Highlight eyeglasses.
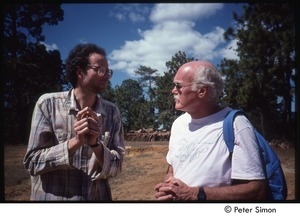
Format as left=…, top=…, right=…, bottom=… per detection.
left=173, top=82, right=202, bottom=89
left=87, top=65, right=113, bottom=78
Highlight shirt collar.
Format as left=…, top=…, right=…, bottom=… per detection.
left=67, top=88, right=107, bottom=117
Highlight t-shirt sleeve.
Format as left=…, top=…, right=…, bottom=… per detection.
left=231, top=115, right=265, bottom=180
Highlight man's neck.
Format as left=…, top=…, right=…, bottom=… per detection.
left=74, top=87, right=96, bottom=110
left=188, top=103, right=223, bottom=119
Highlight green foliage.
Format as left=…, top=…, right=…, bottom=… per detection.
left=219, top=59, right=241, bottom=108
left=100, top=81, right=115, bottom=102
left=114, top=79, right=148, bottom=132
left=221, top=3, right=295, bottom=140
left=135, top=65, right=158, bottom=86
left=165, top=51, right=195, bottom=74
left=4, top=4, right=64, bottom=57
left=134, top=65, right=159, bottom=127
left=4, top=4, right=64, bottom=143
left=155, top=72, right=177, bottom=130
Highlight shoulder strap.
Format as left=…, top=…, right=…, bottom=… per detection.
left=223, top=110, right=246, bottom=153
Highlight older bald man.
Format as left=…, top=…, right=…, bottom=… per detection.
left=154, top=61, right=267, bottom=201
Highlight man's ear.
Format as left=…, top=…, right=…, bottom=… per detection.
left=197, top=86, right=207, bottom=98
left=76, top=67, right=84, bottom=79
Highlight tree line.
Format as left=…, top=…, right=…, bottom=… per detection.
left=3, top=3, right=296, bottom=144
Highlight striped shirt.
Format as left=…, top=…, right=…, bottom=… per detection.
left=23, top=89, right=125, bottom=201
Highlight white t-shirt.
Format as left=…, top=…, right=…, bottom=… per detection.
left=166, top=107, right=265, bottom=187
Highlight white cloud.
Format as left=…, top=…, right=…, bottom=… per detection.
left=219, top=39, right=239, bottom=60
left=150, top=3, right=223, bottom=23
left=39, top=42, right=58, bottom=51
left=109, top=3, right=238, bottom=77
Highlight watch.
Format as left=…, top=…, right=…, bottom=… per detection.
left=197, top=187, right=207, bottom=201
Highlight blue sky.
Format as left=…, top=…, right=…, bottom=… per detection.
left=41, top=3, right=244, bottom=88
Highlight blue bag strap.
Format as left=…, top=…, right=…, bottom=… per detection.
left=223, top=110, right=246, bottom=153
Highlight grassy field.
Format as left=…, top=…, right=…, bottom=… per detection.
left=4, top=141, right=295, bottom=201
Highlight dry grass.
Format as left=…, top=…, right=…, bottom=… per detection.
left=4, top=141, right=295, bottom=201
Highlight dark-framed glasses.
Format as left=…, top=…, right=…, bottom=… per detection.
left=87, top=65, right=113, bottom=78
left=173, top=82, right=196, bottom=89
left=173, top=82, right=204, bottom=90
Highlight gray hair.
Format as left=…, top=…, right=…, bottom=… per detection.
left=191, top=65, right=224, bottom=102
